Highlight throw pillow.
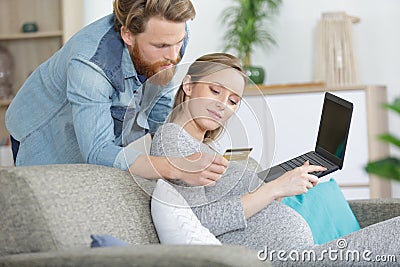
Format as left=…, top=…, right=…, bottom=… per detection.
left=90, top=234, right=131, bottom=248
left=282, top=178, right=361, bottom=245
left=151, top=179, right=221, bottom=245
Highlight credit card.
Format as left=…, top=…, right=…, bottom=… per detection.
left=223, top=147, right=253, bottom=161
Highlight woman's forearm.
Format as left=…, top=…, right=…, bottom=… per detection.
left=241, top=163, right=324, bottom=219
left=192, top=196, right=247, bottom=236
left=241, top=181, right=280, bottom=219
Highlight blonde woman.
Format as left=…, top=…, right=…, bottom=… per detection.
left=150, top=53, right=399, bottom=265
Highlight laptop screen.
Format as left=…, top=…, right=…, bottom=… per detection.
left=315, top=92, right=353, bottom=168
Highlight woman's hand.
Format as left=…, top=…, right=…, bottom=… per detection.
left=271, top=161, right=326, bottom=198
left=241, top=161, right=326, bottom=219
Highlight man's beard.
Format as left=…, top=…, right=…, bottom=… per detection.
left=131, top=41, right=181, bottom=86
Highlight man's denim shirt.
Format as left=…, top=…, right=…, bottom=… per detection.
left=6, top=14, right=189, bottom=170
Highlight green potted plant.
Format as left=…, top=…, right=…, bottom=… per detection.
left=365, top=98, right=400, bottom=181
left=221, top=0, right=282, bottom=84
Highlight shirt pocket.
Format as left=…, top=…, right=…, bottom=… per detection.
left=110, top=106, right=137, bottom=140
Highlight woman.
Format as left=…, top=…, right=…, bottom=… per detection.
left=150, top=53, right=399, bottom=265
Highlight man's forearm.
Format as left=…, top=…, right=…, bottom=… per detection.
left=129, top=154, right=174, bottom=180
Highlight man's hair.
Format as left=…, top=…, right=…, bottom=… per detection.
left=113, top=0, right=196, bottom=33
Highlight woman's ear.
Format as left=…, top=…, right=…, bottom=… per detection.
left=120, top=26, right=134, bottom=46
left=182, top=75, right=192, bottom=96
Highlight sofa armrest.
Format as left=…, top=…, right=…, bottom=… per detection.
left=0, top=245, right=270, bottom=267
left=348, top=198, right=400, bottom=228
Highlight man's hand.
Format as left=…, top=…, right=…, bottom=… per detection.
left=168, top=152, right=229, bottom=186
left=129, top=152, right=228, bottom=186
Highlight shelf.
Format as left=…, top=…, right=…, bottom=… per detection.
left=0, top=31, right=63, bottom=41
left=0, top=99, right=12, bottom=107
left=0, top=0, right=84, bottom=142
left=244, top=82, right=387, bottom=96
left=255, top=81, right=325, bottom=90
left=245, top=81, right=325, bottom=95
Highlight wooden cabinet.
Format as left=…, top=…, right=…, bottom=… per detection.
left=0, top=0, right=83, bottom=164
left=220, top=84, right=391, bottom=199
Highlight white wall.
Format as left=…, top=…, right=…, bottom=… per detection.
left=83, top=0, right=400, bottom=197
left=83, top=0, right=113, bottom=25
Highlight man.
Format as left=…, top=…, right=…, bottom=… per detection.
left=6, top=0, right=227, bottom=186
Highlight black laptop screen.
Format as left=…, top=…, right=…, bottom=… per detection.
left=316, top=93, right=353, bottom=167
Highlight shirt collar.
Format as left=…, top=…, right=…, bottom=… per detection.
left=89, top=24, right=141, bottom=93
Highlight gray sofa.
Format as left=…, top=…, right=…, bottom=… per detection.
left=0, top=164, right=399, bottom=267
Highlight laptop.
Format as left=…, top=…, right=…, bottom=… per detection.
left=257, top=92, right=353, bottom=182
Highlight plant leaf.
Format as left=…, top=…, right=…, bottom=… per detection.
left=379, top=133, right=400, bottom=148
left=220, top=0, right=282, bottom=62
left=365, top=157, right=400, bottom=181
left=383, top=98, right=400, bottom=114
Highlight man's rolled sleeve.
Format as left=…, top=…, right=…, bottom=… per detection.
left=113, top=146, right=144, bottom=171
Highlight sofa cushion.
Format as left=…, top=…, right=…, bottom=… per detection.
left=151, top=179, right=221, bottom=245
left=282, top=178, right=361, bottom=245
left=0, top=164, right=159, bottom=256
left=0, top=245, right=270, bottom=267
left=90, top=235, right=131, bottom=247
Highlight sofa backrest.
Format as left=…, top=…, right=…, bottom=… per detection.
left=0, top=164, right=159, bottom=256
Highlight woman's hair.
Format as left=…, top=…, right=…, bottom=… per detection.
left=113, top=0, right=196, bottom=33
left=169, top=53, right=246, bottom=143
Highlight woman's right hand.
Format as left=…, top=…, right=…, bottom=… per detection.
left=270, top=161, right=326, bottom=199
left=241, top=160, right=326, bottom=219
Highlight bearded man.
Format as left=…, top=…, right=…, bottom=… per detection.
left=6, top=0, right=228, bottom=186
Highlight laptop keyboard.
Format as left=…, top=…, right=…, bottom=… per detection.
left=279, top=153, right=330, bottom=176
